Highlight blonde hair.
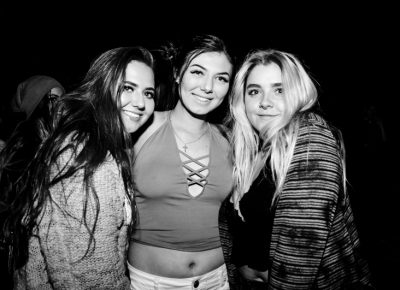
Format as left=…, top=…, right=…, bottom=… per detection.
left=229, top=49, right=318, bottom=213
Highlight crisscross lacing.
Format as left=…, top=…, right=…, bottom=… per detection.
left=178, top=149, right=209, bottom=197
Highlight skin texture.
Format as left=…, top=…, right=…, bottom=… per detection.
left=120, top=61, right=155, bottom=133
left=245, top=63, right=284, bottom=133
left=128, top=51, right=234, bottom=279
left=178, top=52, right=232, bottom=117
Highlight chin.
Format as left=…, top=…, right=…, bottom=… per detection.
left=124, top=122, right=140, bottom=134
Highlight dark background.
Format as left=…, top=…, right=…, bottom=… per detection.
left=1, top=4, right=398, bottom=289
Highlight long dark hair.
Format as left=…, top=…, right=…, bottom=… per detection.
left=156, top=34, right=235, bottom=122
left=1, top=46, right=155, bottom=270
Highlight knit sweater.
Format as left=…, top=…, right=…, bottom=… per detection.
left=14, top=147, right=132, bottom=289
left=219, top=113, right=373, bottom=290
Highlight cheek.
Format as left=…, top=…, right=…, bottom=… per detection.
left=271, top=99, right=285, bottom=114
left=245, top=102, right=259, bottom=126
left=215, top=84, right=229, bottom=98
left=244, top=97, right=256, bottom=115
left=145, top=99, right=155, bottom=114
left=181, top=75, right=195, bottom=90
left=119, top=93, right=129, bottom=108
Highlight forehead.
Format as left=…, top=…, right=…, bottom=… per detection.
left=50, top=86, right=64, bottom=96
left=188, top=52, right=232, bottom=74
left=247, top=63, right=282, bottom=85
left=125, top=60, right=154, bottom=84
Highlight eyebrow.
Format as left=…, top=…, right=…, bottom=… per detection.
left=124, top=81, right=155, bottom=91
left=246, top=83, right=282, bottom=89
left=190, top=64, right=231, bottom=77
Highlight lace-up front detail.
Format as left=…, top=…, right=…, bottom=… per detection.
left=177, top=149, right=210, bottom=197
left=131, top=111, right=234, bottom=251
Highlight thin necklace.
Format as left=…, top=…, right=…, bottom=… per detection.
left=171, top=122, right=210, bottom=153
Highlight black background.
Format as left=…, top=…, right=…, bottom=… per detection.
left=1, top=4, right=398, bottom=289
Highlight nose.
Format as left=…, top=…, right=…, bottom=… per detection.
left=132, top=91, right=145, bottom=110
left=259, top=93, right=273, bottom=110
left=201, top=76, right=213, bottom=93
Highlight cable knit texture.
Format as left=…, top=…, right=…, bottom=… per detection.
left=14, top=146, right=131, bottom=289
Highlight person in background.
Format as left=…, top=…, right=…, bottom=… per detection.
left=0, top=75, right=65, bottom=288
left=220, top=49, right=373, bottom=289
left=0, top=75, right=64, bottom=151
left=1, top=46, right=156, bottom=289
left=128, top=34, right=234, bottom=289
left=11, top=75, right=65, bottom=120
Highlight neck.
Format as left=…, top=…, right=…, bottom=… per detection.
left=171, top=101, right=208, bottom=133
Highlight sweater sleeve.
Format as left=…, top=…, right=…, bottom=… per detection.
left=26, top=149, right=129, bottom=289
left=37, top=147, right=95, bottom=288
left=268, top=118, right=343, bottom=289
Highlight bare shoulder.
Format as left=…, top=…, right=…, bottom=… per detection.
left=134, top=111, right=169, bottom=153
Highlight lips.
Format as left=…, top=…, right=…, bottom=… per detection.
left=193, top=93, right=212, bottom=103
left=123, top=110, right=142, bottom=120
left=257, top=114, right=279, bottom=117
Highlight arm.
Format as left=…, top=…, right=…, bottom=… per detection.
left=219, top=197, right=253, bottom=290
left=13, top=234, right=54, bottom=289
left=35, top=157, right=92, bottom=289
left=268, top=120, right=342, bottom=289
left=35, top=152, right=128, bottom=289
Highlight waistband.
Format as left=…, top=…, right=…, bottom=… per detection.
left=127, top=262, right=228, bottom=289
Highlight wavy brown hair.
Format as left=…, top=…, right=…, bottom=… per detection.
left=1, top=46, right=155, bottom=270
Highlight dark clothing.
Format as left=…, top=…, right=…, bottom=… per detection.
left=219, top=113, right=373, bottom=289
left=232, top=167, right=275, bottom=272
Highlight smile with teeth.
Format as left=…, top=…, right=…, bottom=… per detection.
left=123, top=110, right=141, bottom=120
left=193, top=93, right=212, bottom=103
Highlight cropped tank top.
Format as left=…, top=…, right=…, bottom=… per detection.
left=131, top=115, right=233, bottom=251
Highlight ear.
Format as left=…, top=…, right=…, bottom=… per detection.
left=173, top=69, right=179, bottom=84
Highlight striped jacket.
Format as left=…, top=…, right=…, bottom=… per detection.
left=219, top=113, right=373, bottom=289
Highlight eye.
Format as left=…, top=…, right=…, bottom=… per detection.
left=275, top=87, right=283, bottom=94
left=247, top=89, right=260, bottom=96
left=144, top=91, right=154, bottom=99
left=123, top=84, right=134, bottom=93
left=190, top=70, right=204, bottom=76
left=216, top=76, right=229, bottom=83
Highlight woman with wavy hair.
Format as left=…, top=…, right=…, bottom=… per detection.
left=1, top=46, right=156, bottom=289
left=128, top=34, right=234, bottom=289
left=220, top=49, right=372, bottom=289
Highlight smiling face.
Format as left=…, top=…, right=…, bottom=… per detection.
left=245, top=63, right=285, bottom=133
left=120, top=60, right=155, bottom=133
left=178, top=51, right=232, bottom=116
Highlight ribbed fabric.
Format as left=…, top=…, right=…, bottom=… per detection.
left=219, top=113, right=373, bottom=290
left=14, top=147, right=131, bottom=289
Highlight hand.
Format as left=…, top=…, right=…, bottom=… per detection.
left=239, top=265, right=269, bottom=283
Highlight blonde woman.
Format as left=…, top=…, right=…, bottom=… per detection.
left=220, top=49, right=373, bottom=289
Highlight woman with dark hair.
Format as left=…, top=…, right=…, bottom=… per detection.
left=220, top=49, right=372, bottom=289
left=128, top=34, right=234, bottom=289
left=0, top=76, right=65, bottom=200
left=1, top=46, right=156, bottom=289
left=0, top=75, right=65, bottom=288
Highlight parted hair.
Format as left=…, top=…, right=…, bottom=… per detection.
left=155, top=34, right=234, bottom=122
left=1, top=46, right=155, bottom=270
left=228, top=49, right=319, bottom=212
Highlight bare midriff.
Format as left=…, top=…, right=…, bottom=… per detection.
left=128, top=242, right=225, bottom=278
